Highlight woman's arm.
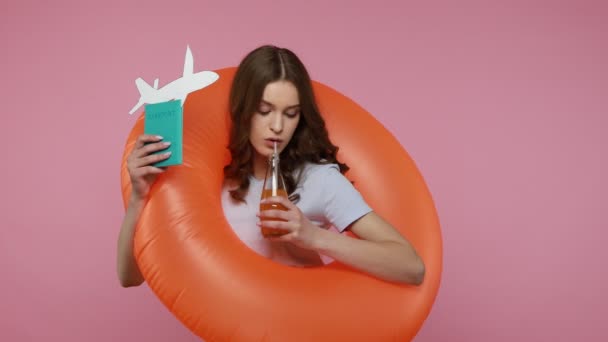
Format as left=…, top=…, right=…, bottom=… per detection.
left=116, top=196, right=146, bottom=287
left=116, top=134, right=170, bottom=288
left=312, top=212, right=425, bottom=285
left=258, top=198, right=425, bottom=285
left=273, top=241, right=325, bottom=266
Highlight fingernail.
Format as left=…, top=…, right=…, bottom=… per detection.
left=156, top=135, right=163, bottom=140
left=164, top=141, right=171, bottom=146
left=165, top=151, right=172, bottom=156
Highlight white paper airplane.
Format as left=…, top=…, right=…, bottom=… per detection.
left=129, top=45, right=219, bottom=114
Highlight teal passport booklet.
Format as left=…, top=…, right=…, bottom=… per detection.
left=144, top=100, right=183, bottom=167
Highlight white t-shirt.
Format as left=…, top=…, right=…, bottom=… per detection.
left=221, top=162, right=372, bottom=267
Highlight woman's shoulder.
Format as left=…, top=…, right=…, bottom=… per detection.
left=301, top=160, right=340, bottom=173
left=296, top=161, right=343, bottom=185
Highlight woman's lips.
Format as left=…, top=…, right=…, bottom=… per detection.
left=264, top=139, right=282, bottom=148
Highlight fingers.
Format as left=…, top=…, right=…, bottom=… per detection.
left=259, top=221, right=297, bottom=244
left=260, top=196, right=294, bottom=210
left=132, top=140, right=171, bottom=159
left=128, top=134, right=172, bottom=170
left=131, top=150, right=172, bottom=169
left=257, top=220, right=292, bottom=233
left=257, top=209, right=290, bottom=221
left=134, top=134, right=163, bottom=149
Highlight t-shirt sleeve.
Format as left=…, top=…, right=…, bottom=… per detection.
left=317, top=164, right=373, bottom=232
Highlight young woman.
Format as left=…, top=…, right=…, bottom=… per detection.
left=117, top=45, right=425, bottom=288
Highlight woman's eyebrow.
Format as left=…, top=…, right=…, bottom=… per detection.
left=261, top=100, right=300, bottom=110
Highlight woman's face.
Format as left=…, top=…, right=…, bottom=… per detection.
left=249, top=80, right=301, bottom=159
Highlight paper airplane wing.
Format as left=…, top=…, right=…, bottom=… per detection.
left=129, top=99, right=145, bottom=115
left=183, top=45, right=193, bottom=76
left=129, top=45, right=219, bottom=114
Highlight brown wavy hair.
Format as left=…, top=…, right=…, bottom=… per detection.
left=223, top=45, right=349, bottom=203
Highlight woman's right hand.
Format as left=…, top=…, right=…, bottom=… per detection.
left=127, top=134, right=172, bottom=202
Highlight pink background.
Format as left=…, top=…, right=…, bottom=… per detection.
left=1, top=0, right=606, bottom=341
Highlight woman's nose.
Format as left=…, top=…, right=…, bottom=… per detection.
left=270, top=113, right=283, bottom=133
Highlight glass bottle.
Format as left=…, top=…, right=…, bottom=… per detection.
left=259, top=142, right=289, bottom=238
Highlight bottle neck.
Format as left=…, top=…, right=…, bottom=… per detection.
left=271, top=154, right=279, bottom=194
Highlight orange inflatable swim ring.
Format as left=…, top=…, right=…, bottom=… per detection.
left=120, top=67, right=442, bottom=341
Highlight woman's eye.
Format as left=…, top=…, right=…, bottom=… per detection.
left=285, top=110, right=300, bottom=118
left=258, top=109, right=271, bottom=115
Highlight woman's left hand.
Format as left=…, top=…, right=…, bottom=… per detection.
left=256, top=196, right=320, bottom=250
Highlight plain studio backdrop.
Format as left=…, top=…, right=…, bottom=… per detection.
left=1, top=1, right=606, bottom=341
